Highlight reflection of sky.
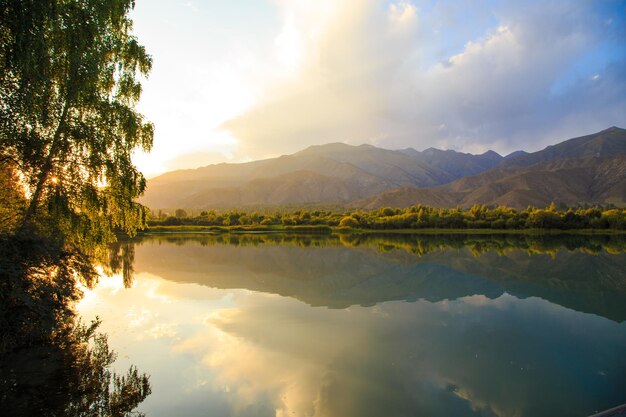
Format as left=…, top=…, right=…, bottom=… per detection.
left=78, top=268, right=626, bottom=417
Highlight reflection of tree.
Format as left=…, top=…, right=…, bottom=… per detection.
left=133, top=231, right=626, bottom=257
left=0, top=236, right=150, bottom=416
left=106, top=240, right=136, bottom=288
left=342, top=233, right=626, bottom=257
left=62, top=319, right=151, bottom=417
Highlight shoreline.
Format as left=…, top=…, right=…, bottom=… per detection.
left=138, top=225, right=626, bottom=236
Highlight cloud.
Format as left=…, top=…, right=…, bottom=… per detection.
left=222, top=0, right=422, bottom=155
left=222, top=0, right=626, bottom=156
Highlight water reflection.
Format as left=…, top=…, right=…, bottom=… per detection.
left=131, top=233, right=626, bottom=322
left=79, top=233, right=626, bottom=417
left=0, top=236, right=150, bottom=416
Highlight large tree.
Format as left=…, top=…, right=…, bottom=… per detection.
left=0, top=0, right=153, bottom=249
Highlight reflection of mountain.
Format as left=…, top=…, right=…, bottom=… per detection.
left=426, top=249, right=626, bottom=322
left=130, top=234, right=626, bottom=322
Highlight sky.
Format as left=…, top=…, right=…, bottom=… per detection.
left=129, top=0, right=626, bottom=178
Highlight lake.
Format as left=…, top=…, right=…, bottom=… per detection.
left=78, top=233, right=626, bottom=417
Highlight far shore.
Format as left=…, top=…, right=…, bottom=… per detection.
left=138, top=225, right=626, bottom=236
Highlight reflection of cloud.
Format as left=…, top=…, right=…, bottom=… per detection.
left=189, top=291, right=626, bottom=417
left=79, top=244, right=626, bottom=417
left=203, top=297, right=338, bottom=416
left=127, top=307, right=156, bottom=329
left=146, top=323, right=179, bottom=340
left=184, top=1, right=199, bottom=13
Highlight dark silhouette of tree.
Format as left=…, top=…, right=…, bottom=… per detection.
left=106, top=240, right=135, bottom=288
left=0, top=235, right=151, bottom=416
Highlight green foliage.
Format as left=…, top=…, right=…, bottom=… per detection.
left=339, top=215, right=360, bottom=228
left=1, top=0, right=153, bottom=251
left=147, top=205, right=626, bottom=231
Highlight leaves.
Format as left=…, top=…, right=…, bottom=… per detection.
left=0, top=0, right=153, bottom=252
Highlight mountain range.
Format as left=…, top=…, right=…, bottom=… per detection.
left=141, top=126, right=626, bottom=210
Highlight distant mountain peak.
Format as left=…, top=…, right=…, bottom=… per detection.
left=502, top=125, right=626, bottom=169
left=480, top=150, right=502, bottom=158
left=421, top=147, right=468, bottom=157
left=296, top=142, right=355, bottom=154
left=505, top=150, right=528, bottom=159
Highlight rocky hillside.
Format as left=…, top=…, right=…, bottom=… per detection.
left=354, top=155, right=626, bottom=209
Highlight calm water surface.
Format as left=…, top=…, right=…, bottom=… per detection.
left=79, top=234, right=626, bottom=417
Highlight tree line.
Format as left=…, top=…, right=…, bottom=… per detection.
left=148, top=203, right=626, bottom=230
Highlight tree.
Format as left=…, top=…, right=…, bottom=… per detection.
left=0, top=0, right=153, bottom=249
left=339, top=215, right=360, bottom=228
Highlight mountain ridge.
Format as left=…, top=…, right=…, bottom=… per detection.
left=142, top=142, right=496, bottom=209
left=353, top=153, right=626, bottom=209
left=141, top=127, right=626, bottom=210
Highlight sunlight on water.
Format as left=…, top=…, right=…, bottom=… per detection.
left=77, top=268, right=126, bottom=308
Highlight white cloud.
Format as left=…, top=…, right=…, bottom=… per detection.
left=222, top=0, right=625, bottom=157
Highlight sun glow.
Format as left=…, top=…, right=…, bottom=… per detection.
left=275, top=14, right=304, bottom=74
left=77, top=271, right=125, bottom=309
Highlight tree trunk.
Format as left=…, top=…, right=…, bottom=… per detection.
left=19, top=101, right=70, bottom=232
